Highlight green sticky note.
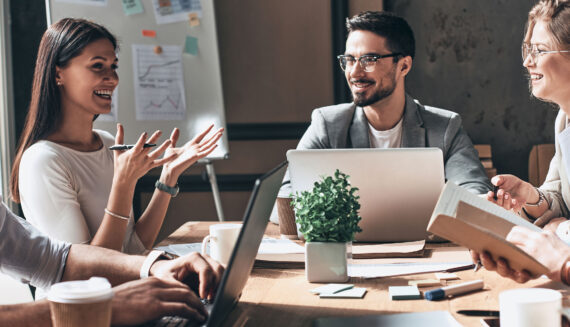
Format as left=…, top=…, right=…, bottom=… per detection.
left=389, top=286, right=421, bottom=300
left=122, top=0, right=144, bottom=16
left=184, top=36, right=199, bottom=55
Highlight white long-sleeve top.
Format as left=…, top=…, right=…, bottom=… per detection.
left=18, top=129, right=144, bottom=254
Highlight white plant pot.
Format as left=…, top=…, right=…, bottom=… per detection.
left=305, top=242, right=349, bottom=283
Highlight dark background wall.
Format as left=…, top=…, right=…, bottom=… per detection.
left=386, top=0, right=557, bottom=180
left=7, top=0, right=557, bottom=229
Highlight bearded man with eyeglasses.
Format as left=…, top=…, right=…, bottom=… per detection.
left=285, top=11, right=491, bottom=196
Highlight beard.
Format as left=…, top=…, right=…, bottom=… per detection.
left=351, top=73, right=397, bottom=107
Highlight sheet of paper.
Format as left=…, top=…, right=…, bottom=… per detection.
left=156, top=238, right=304, bottom=258
left=347, top=262, right=473, bottom=279
left=96, top=88, right=118, bottom=122
left=155, top=243, right=204, bottom=257
left=319, top=287, right=367, bottom=299
left=132, top=44, right=186, bottom=121
left=55, top=0, right=107, bottom=6
left=310, top=284, right=353, bottom=295
left=121, top=0, right=144, bottom=15
left=152, top=0, right=202, bottom=25
left=257, top=238, right=304, bottom=254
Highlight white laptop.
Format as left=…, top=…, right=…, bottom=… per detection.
left=287, top=148, right=444, bottom=242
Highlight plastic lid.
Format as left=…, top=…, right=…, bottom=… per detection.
left=48, top=277, right=113, bottom=304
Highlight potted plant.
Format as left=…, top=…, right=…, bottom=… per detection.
left=292, top=169, right=362, bottom=282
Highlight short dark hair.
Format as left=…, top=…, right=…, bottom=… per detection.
left=346, top=11, right=415, bottom=60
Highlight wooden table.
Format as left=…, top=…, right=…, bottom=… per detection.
left=162, top=222, right=570, bottom=327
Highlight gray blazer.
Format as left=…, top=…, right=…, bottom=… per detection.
left=296, top=94, right=492, bottom=194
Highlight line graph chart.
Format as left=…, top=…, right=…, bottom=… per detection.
left=133, top=44, right=186, bottom=120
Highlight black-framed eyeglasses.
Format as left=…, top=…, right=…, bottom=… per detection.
left=337, top=53, right=402, bottom=72
left=522, top=43, right=570, bottom=62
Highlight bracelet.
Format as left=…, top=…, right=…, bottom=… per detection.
left=104, top=208, right=130, bottom=221
left=560, top=260, right=570, bottom=285
left=525, top=188, right=546, bottom=207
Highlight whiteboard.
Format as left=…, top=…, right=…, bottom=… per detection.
left=46, top=0, right=229, bottom=159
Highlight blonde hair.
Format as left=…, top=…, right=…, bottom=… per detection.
left=524, top=0, right=570, bottom=49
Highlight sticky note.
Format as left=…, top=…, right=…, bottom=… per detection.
left=184, top=36, right=198, bottom=55
left=408, top=279, right=442, bottom=287
left=121, top=0, right=144, bottom=16
left=142, top=30, right=157, bottom=38
left=389, top=286, right=421, bottom=300
left=435, top=272, right=459, bottom=281
left=319, top=287, right=367, bottom=299
left=310, top=284, right=354, bottom=295
left=189, top=13, right=200, bottom=27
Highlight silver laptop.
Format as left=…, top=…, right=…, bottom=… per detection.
left=287, top=149, right=444, bottom=242
left=152, top=161, right=288, bottom=327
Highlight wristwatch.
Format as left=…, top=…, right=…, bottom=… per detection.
left=140, top=250, right=176, bottom=278
left=155, top=180, right=179, bottom=197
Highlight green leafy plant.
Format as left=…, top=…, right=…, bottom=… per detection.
left=292, top=169, right=362, bottom=242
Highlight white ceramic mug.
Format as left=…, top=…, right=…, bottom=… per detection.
left=500, top=288, right=562, bottom=327
left=201, top=223, right=242, bottom=265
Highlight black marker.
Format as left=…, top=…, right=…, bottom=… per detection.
left=109, top=143, right=156, bottom=151
left=457, top=310, right=500, bottom=317
left=493, top=184, right=499, bottom=200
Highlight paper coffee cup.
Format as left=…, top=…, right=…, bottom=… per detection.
left=277, top=197, right=298, bottom=239
left=48, top=277, right=113, bottom=327
left=500, top=288, right=562, bottom=327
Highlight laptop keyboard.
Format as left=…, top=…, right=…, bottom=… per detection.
left=148, top=299, right=213, bottom=327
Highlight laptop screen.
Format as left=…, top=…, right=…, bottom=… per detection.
left=206, top=161, right=287, bottom=327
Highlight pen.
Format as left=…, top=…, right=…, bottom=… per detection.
left=424, top=279, right=484, bottom=301
left=474, top=260, right=481, bottom=272
left=109, top=143, right=156, bottom=151
left=456, top=310, right=499, bottom=317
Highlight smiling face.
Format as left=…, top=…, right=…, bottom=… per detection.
left=524, top=20, right=570, bottom=107
left=56, top=38, right=118, bottom=117
left=344, top=30, right=407, bottom=107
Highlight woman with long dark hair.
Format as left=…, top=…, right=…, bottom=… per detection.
left=9, top=18, right=222, bottom=255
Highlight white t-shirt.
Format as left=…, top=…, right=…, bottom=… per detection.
left=368, top=118, right=403, bottom=148
left=19, top=129, right=144, bottom=254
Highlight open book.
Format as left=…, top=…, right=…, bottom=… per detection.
left=427, top=182, right=548, bottom=276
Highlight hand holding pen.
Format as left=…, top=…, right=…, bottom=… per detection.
left=111, top=124, right=177, bottom=186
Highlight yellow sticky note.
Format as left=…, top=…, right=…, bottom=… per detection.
left=434, top=272, right=459, bottom=281
left=189, top=13, right=200, bottom=27
left=408, top=279, right=442, bottom=287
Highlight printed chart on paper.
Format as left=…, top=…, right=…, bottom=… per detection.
left=132, top=44, right=187, bottom=121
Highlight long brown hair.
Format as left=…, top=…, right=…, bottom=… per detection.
left=9, top=18, right=117, bottom=203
